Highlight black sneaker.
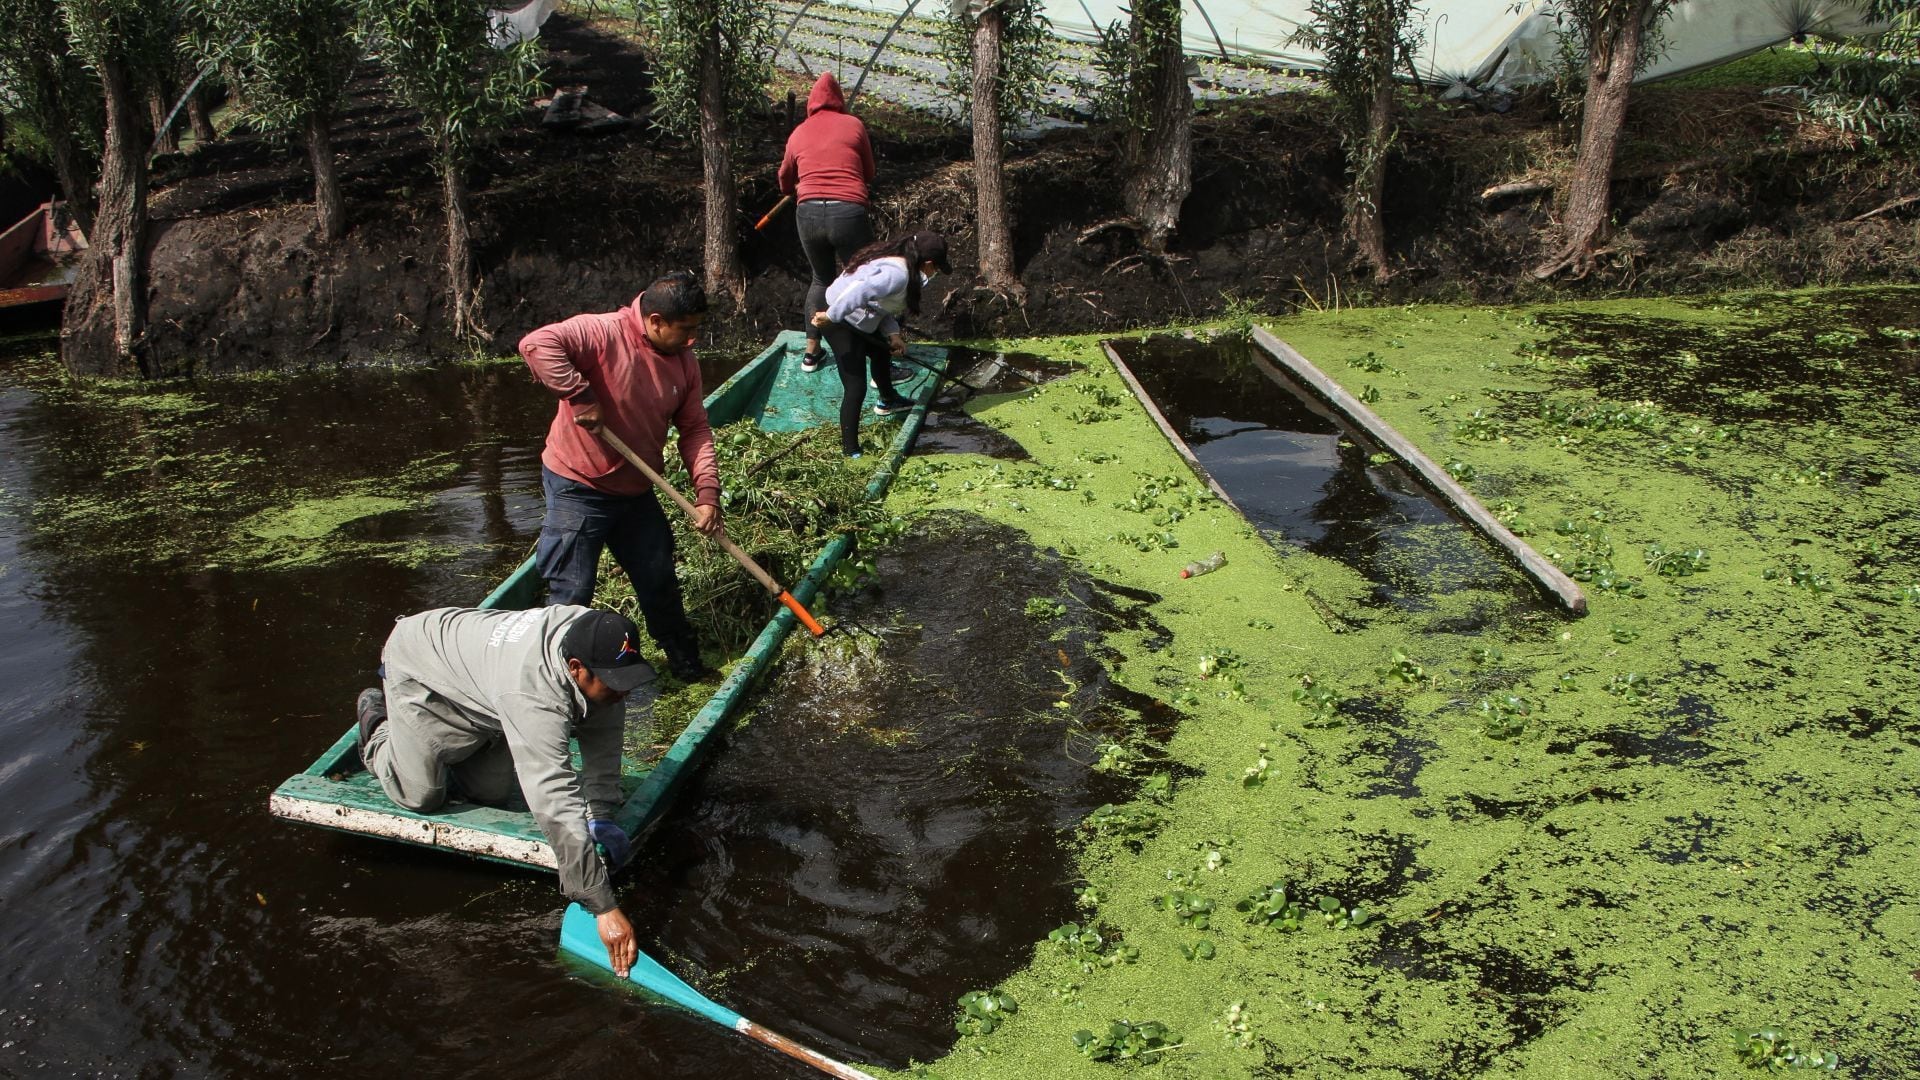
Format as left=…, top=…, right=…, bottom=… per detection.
left=800, top=350, right=825, bottom=373
left=355, top=687, right=387, bottom=766
left=873, top=397, right=914, bottom=417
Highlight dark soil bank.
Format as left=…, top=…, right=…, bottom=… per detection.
left=107, top=13, right=1920, bottom=375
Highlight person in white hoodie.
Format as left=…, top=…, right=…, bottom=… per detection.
left=810, top=231, right=951, bottom=457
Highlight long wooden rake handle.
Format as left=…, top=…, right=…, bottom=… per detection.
left=596, top=428, right=827, bottom=637
left=753, top=194, right=793, bottom=231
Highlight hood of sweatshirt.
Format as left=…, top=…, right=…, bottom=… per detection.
left=807, top=72, right=846, bottom=115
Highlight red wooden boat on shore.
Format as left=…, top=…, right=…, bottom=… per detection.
left=0, top=200, right=86, bottom=315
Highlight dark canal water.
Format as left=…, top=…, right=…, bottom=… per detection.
left=0, top=336, right=1135, bottom=1077
left=1107, top=333, right=1537, bottom=611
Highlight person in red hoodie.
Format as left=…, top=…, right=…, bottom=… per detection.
left=778, top=72, right=876, bottom=372
left=518, top=271, right=722, bottom=682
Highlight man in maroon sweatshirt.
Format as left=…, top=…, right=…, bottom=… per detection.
left=518, top=271, right=722, bottom=682
left=778, top=71, right=875, bottom=370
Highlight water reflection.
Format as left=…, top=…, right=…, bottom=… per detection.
left=0, top=339, right=818, bottom=1077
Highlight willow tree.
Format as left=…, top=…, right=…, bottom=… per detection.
left=1530, top=0, right=1677, bottom=279
left=189, top=0, right=360, bottom=241
left=59, top=0, right=171, bottom=375
left=0, top=0, right=100, bottom=235
left=1290, top=0, right=1422, bottom=283
left=943, top=0, right=1055, bottom=293
left=642, top=0, right=773, bottom=308
left=1095, top=0, right=1190, bottom=253
left=357, top=0, right=542, bottom=339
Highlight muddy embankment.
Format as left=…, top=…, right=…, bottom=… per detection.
left=102, top=13, right=1920, bottom=376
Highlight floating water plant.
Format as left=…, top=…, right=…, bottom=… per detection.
left=1071, top=1020, right=1181, bottom=1063
left=1025, top=596, right=1068, bottom=620
left=1479, top=693, right=1537, bottom=740
left=1047, top=922, right=1139, bottom=972
left=1644, top=543, right=1710, bottom=577
left=1151, top=889, right=1215, bottom=929
left=1237, top=883, right=1307, bottom=932
left=1315, top=895, right=1373, bottom=930
left=954, top=989, right=1018, bottom=1036
left=1731, top=1027, right=1840, bottom=1071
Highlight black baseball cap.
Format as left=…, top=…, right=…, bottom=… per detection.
left=562, top=610, right=658, bottom=694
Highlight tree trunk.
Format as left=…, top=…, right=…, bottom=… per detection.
left=188, top=87, right=217, bottom=145
left=1119, top=0, right=1191, bottom=253
left=1532, top=0, right=1649, bottom=280
left=1351, top=75, right=1393, bottom=282
left=307, top=112, right=344, bottom=243
left=45, top=106, right=96, bottom=238
left=147, top=86, right=177, bottom=155
left=969, top=3, right=1019, bottom=292
left=62, top=56, right=149, bottom=376
left=697, top=26, right=744, bottom=308
left=440, top=156, right=480, bottom=340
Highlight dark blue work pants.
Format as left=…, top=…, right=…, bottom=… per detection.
left=535, top=466, right=699, bottom=660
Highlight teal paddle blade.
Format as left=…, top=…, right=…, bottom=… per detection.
left=559, top=903, right=745, bottom=1028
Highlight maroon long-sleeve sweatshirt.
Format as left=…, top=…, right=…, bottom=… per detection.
left=778, top=73, right=875, bottom=205
left=518, top=299, right=721, bottom=506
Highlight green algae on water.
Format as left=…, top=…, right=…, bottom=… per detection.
left=866, top=288, right=1920, bottom=1079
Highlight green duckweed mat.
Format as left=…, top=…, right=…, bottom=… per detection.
left=883, top=286, right=1920, bottom=1078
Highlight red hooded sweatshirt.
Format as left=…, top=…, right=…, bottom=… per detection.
left=778, top=73, right=875, bottom=206
left=518, top=299, right=721, bottom=506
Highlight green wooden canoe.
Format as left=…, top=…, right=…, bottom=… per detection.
left=269, top=331, right=947, bottom=867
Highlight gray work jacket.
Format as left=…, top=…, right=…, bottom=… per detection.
left=383, top=605, right=624, bottom=913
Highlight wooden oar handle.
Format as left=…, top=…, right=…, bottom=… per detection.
left=596, top=428, right=828, bottom=637
left=738, top=1019, right=878, bottom=1080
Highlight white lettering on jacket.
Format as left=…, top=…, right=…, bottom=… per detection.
left=486, top=608, right=543, bottom=648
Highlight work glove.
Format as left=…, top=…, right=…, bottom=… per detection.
left=588, top=818, right=632, bottom=871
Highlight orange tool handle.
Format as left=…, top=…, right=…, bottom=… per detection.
left=753, top=195, right=793, bottom=231
left=597, top=429, right=829, bottom=637
left=777, top=591, right=826, bottom=637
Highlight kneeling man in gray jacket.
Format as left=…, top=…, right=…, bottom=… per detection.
left=356, top=604, right=656, bottom=976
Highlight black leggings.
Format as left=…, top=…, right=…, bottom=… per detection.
left=822, top=321, right=903, bottom=454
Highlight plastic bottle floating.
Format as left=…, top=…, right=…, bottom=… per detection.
left=1180, top=551, right=1227, bottom=579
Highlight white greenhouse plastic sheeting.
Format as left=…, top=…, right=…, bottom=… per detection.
left=488, top=0, right=559, bottom=47
left=823, top=0, right=1884, bottom=87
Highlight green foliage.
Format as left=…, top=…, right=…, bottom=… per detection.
left=1316, top=894, right=1373, bottom=929
left=939, top=0, right=1057, bottom=137
left=1240, top=743, right=1271, bottom=786
left=1237, top=882, right=1307, bottom=931
left=1024, top=596, right=1067, bottom=620
left=189, top=0, right=358, bottom=136
left=1765, top=560, right=1833, bottom=596
left=356, top=0, right=541, bottom=162
left=954, top=989, right=1018, bottom=1036
left=0, top=0, right=100, bottom=167
left=1478, top=692, right=1536, bottom=739
left=1375, top=648, right=1430, bottom=686
left=1048, top=922, right=1140, bottom=972
left=1291, top=676, right=1345, bottom=728
left=639, top=0, right=773, bottom=138
left=1774, top=2, right=1920, bottom=145
left=1534, top=0, right=1681, bottom=96
left=1072, top=1019, right=1180, bottom=1063
left=1644, top=542, right=1708, bottom=577
left=1731, top=1027, right=1840, bottom=1071
left=1090, top=0, right=1179, bottom=129
left=1086, top=802, right=1164, bottom=840
left=1151, top=888, right=1215, bottom=928
left=57, top=0, right=171, bottom=78
left=1287, top=0, right=1423, bottom=227
left=596, top=424, right=906, bottom=656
